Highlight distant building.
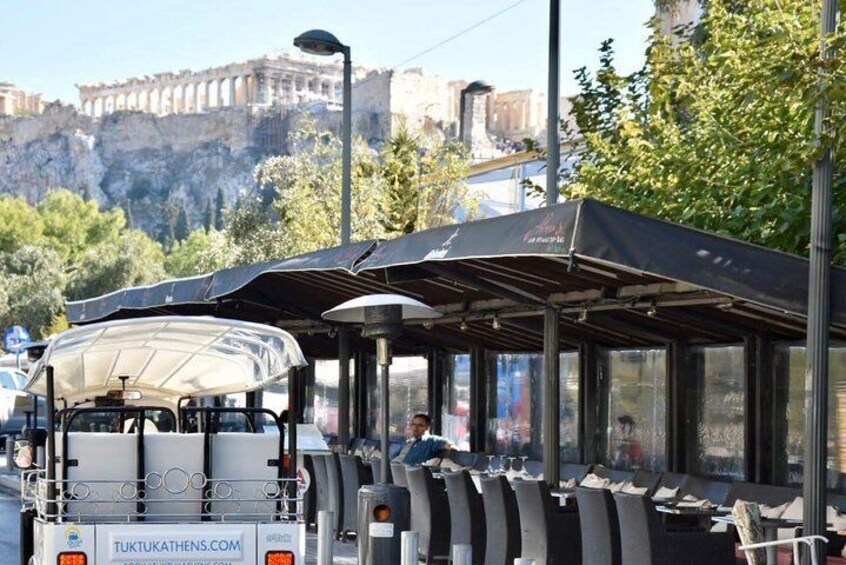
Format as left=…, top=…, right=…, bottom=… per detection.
left=656, top=0, right=701, bottom=38
left=0, top=82, right=44, bottom=116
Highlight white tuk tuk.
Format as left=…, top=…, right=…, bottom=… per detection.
left=15, top=316, right=324, bottom=565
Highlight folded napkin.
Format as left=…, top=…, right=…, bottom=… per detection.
left=559, top=478, right=576, bottom=489
left=580, top=473, right=610, bottom=489
left=621, top=482, right=648, bottom=496
left=677, top=495, right=713, bottom=508
left=653, top=486, right=679, bottom=499
left=608, top=481, right=626, bottom=493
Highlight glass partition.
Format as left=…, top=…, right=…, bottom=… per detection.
left=442, top=354, right=471, bottom=450
left=776, top=344, right=846, bottom=489
left=486, top=351, right=579, bottom=460
left=602, top=348, right=667, bottom=471
left=689, top=345, right=746, bottom=479
left=371, top=356, right=428, bottom=442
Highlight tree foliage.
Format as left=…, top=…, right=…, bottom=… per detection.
left=0, top=190, right=165, bottom=340
left=560, top=0, right=846, bottom=263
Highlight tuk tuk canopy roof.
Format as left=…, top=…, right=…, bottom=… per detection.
left=26, top=316, right=306, bottom=403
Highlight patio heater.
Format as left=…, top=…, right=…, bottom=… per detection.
left=323, top=294, right=442, bottom=565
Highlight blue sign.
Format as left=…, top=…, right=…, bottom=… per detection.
left=3, top=325, right=31, bottom=353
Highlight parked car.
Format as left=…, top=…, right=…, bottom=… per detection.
left=0, top=368, right=44, bottom=448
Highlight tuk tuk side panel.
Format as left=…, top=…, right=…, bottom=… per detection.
left=35, top=521, right=96, bottom=565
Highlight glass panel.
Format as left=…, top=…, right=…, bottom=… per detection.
left=489, top=353, right=542, bottom=458
left=560, top=352, right=580, bottom=462
left=371, top=356, right=428, bottom=442
left=603, top=348, right=667, bottom=471
left=777, top=344, right=846, bottom=489
left=690, top=345, right=745, bottom=480
left=313, top=359, right=340, bottom=436
left=442, top=354, right=471, bottom=450
left=487, top=351, right=579, bottom=460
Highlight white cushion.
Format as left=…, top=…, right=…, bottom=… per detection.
left=654, top=486, right=679, bottom=499
left=144, top=434, right=205, bottom=521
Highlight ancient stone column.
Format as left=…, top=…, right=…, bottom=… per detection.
left=229, top=78, right=237, bottom=107
left=195, top=83, right=202, bottom=112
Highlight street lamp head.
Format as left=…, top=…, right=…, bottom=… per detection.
left=462, top=80, right=494, bottom=96
left=294, top=29, right=347, bottom=56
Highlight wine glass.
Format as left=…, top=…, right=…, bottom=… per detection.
left=519, top=455, right=530, bottom=478
left=507, top=457, right=516, bottom=476
left=486, top=455, right=496, bottom=475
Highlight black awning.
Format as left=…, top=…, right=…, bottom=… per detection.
left=66, top=199, right=845, bottom=352
left=65, top=274, right=214, bottom=324
left=355, top=199, right=846, bottom=327
left=66, top=242, right=377, bottom=326
left=207, top=240, right=377, bottom=299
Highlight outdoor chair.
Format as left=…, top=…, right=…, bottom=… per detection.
left=349, top=437, right=367, bottom=455
left=311, top=453, right=331, bottom=525
left=654, top=471, right=688, bottom=498
left=444, top=470, right=486, bottom=565
left=302, top=454, right=318, bottom=528
left=513, top=479, right=581, bottom=564
left=613, top=492, right=735, bottom=565
left=561, top=463, right=592, bottom=483
left=323, top=453, right=345, bottom=537
left=723, top=481, right=800, bottom=508
left=391, top=461, right=409, bottom=487
left=591, top=464, right=636, bottom=485
left=406, top=465, right=452, bottom=563
left=338, top=454, right=370, bottom=540
left=732, top=499, right=828, bottom=565
left=576, top=486, right=622, bottom=565
left=679, top=475, right=732, bottom=506
left=632, top=469, right=663, bottom=496
left=480, top=474, right=521, bottom=565
left=446, top=450, right=479, bottom=469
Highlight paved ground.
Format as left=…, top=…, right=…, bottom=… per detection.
left=0, top=484, right=20, bottom=560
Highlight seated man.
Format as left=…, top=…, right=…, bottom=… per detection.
left=392, top=413, right=454, bottom=466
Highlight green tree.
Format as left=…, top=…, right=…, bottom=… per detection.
left=0, top=196, right=44, bottom=255
left=0, top=245, right=66, bottom=339
left=255, top=118, right=386, bottom=257
left=203, top=199, right=214, bottom=231
left=214, top=188, right=225, bottom=231
left=165, top=228, right=232, bottom=277
left=255, top=118, right=477, bottom=257
left=175, top=206, right=190, bottom=242
left=67, top=230, right=166, bottom=302
left=560, top=0, right=846, bottom=263
left=36, top=190, right=125, bottom=264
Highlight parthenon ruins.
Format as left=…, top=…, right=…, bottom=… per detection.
left=77, top=53, right=368, bottom=118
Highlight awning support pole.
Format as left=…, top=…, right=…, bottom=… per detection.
left=338, top=330, right=351, bottom=452
left=803, top=0, right=837, bottom=559
left=543, top=306, right=560, bottom=487
left=45, top=365, right=56, bottom=521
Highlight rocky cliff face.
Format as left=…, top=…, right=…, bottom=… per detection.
left=0, top=103, right=273, bottom=238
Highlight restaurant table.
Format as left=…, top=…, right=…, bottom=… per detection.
left=656, top=503, right=731, bottom=531
left=712, top=515, right=804, bottom=565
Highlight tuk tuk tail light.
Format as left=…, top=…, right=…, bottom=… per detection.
left=58, top=553, right=87, bottom=565
left=266, top=550, right=295, bottom=565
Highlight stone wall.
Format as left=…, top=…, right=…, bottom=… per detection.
left=0, top=103, right=264, bottom=236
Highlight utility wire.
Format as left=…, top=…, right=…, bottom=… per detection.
left=351, top=0, right=529, bottom=91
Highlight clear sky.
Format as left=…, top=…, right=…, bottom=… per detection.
left=1, top=0, right=656, bottom=106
